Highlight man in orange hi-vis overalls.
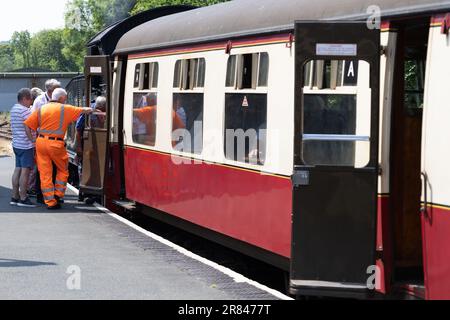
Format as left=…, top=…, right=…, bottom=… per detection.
left=24, top=88, right=93, bottom=210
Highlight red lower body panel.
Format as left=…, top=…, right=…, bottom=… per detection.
left=422, top=205, right=450, bottom=299
left=124, top=146, right=293, bottom=258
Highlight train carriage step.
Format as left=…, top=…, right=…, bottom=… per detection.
left=113, top=200, right=137, bottom=211
left=393, top=282, right=425, bottom=300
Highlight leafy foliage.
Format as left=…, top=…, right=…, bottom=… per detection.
left=0, top=0, right=229, bottom=72
left=131, top=0, right=229, bottom=14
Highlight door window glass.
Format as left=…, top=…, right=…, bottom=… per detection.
left=88, top=75, right=107, bottom=129
left=302, top=59, right=371, bottom=168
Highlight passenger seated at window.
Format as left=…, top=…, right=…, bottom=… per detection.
left=133, top=93, right=158, bottom=146
left=172, top=95, right=203, bottom=153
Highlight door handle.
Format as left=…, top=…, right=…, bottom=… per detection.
left=421, top=172, right=428, bottom=216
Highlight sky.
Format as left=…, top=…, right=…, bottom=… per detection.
left=0, top=0, right=67, bottom=42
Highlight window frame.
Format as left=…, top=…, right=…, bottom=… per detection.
left=301, top=59, right=372, bottom=168
left=131, top=61, right=160, bottom=148
left=173, top=58, right=206, bottom=93
left=171, top=57, right=206, bottom=156
left=225, top=52, right=270, bottom=93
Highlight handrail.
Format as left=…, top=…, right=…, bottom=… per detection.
left=303, top=134, right=370, bottom=142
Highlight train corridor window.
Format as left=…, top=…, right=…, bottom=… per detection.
left=226, top=53, right=269, bottom=89
left=302, top=60, right=371, bottom=168
left=132, top=62, right=159, bottom=147
left=172, top=58, right=205, bottom=154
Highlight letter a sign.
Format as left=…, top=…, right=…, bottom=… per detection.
left=242, top=96, right=249, bottom=108
left=344, top=60, right=359, bottom=85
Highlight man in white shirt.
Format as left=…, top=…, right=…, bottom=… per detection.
left=30, top=79, right=61, bottom=113
left=10, top=88, right=36, bottom=208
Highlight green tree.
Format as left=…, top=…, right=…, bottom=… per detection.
left=63, top=0, right=136, bottom=71
left=11, top=31, right=32, bottom=68
left=0, top=43, right=16, bottom=71
left=30, top=29, right=78, bottom=71
left=131, top=0, right=229, bottom=14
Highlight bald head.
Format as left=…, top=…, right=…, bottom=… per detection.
left=52, top=88, right=68, bottom=103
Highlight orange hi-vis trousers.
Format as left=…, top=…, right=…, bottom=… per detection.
left=36, top=137, right=69, bottom=207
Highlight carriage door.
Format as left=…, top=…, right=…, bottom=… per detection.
left=80, top=56, right=111, bottom=196
left=420, top=16, right=450, bottom=299
left=291, top=22, right=380, bottom=297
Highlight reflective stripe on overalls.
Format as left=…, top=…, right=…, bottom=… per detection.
left=37, top=104, right=67, bottom=206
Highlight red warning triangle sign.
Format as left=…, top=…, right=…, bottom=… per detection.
left=242, top=96, right=249, bottom=108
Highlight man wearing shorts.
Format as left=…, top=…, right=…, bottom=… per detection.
left=10, top=88, right=36, bottom=208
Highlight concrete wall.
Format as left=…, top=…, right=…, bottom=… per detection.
left=0, top=73, right=80, bottom=112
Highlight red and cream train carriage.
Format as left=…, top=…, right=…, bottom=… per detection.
left=72, top=0, right=450, bottom=299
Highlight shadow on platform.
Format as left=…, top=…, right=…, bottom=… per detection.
left=0, top=258, right=57, bottom=268
left=0, top=185, right=103, bottom=214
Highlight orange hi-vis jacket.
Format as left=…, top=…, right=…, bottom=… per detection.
left=24, top=102, right=84, bottom=207
left=24, top=102, right=84, bottom=139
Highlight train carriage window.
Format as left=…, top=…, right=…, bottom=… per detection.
left=132, top=62, right=159, bottom=147
left=173, top=58, right=206, bottom=90
left=138, top=62, right=159, bottom=90
left=258, top=53, right=269, bottom=87
left=151, top=63, right=159, bottom=89
left=132, top=92, right=158, bottom=147
left=173, top=60, right=182, bottom=88
left=224, top=52, right=269, bottom=166
left=226, top=53, right=269, bottom=89
left=141, top=63, right=150, bottom=90
left=302, top=59, right=371, bottom=168
left=172, top=58, right=205, bottom=154
left=226, top=55, right=237, bottom=87
left=197, top=58, right=206, bottom=88
left=134, top=64, right=141, bottom=88
left=172, top=93, right=204, bottom=154
left=224, top=94, right=267, bottom=165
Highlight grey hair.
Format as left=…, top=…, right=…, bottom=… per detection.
left=45, top=79, right=61, bottom=91
left=95, top=96, right=107, bottom=109
left=52, top=88, right=68, bottom=101
left=17, top=88, right=32, bottom=102
left=31, top=87, right=43, bottom=100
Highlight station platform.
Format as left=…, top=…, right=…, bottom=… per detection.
left=0, top=156, right=290, bottom=300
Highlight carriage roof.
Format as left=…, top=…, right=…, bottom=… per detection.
left=114, top=0, right=450, bottom=55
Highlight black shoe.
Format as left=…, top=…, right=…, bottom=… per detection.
left=10, top=198, right=19, bottom=206
left=18, top=198, right=37, bottom=208
left=55, top=196, right=65, bottom=204
left=47, top=204, right=62, bottom=210
left=36, top=196, right=44, bottom=204
left=27, top=190, right=37, bottom=198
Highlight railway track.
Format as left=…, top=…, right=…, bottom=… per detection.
left=0, top=127, right=12, bottom=140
